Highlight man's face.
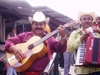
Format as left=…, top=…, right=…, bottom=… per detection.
left=32, top=21, right=46, bottom=35
left=80, top=15, right=93, bottom=29
left=96, top=17, right=100, bottom=24
left=12, top=29, right=16, bottom=33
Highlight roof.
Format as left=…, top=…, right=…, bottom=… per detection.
left=0, top=0, right=73, bottom=31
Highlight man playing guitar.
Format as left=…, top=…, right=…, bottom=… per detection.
left=4, top=11, right=68, bottom=75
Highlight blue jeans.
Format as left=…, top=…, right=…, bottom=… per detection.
left=6, top=66, right=17, bottom=75
left=63, top=51, right=74, bottom=75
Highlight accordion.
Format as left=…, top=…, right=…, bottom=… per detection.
left=75, top=36, right=100, bottom=66
left=85, top=36, right=100, bottom=65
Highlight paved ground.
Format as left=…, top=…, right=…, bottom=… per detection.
left=59, top=66, right=76, bottom=75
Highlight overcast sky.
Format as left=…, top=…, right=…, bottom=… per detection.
left=25, top=0, right=100, bottom=20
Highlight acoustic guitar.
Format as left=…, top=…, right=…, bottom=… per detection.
left=7, top=21, right=79, bottom=72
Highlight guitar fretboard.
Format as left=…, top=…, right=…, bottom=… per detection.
left=32, top=21, right=79, bottom=47
left=34, top=29, right=58, bottom=47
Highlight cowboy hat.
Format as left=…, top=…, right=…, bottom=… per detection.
left=78, top=11, right=95, bottom=21
left=95, top=15, right=100, bottom=20
left=28, top=11, right=50, bottom=24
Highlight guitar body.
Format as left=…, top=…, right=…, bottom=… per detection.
left=7, top=36, right=47, bottom=72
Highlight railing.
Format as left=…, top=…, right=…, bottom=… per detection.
left=42, top=53, right=59, bottom=75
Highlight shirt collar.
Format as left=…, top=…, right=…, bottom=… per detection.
left=77, top=27, right=85, bottom=35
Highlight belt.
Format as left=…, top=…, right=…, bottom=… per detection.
left=23, top=71, right=43, bottom=75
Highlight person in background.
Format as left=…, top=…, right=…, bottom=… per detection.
left=59, top=52, right=64, bottom=68
left=45, top=24, right=51, bottom=33
left=63, top=30, right=74, bottom=75
left=67, top=12, right=100, bottom=75
left=4, top=11, right=67, bottom=75
left=94, top=16, right=100, bottom=27
left=92, top=16, right=100, bottom=34
left=0, top=45, right=6, bottom=75
left=7, top=27, right=17, bottom=39
left=6, top=27, right=17, bottom=75
left=56, top=32, right=66, bottom=69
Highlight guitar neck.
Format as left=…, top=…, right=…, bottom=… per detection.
left=34, top=29, right=58, bottom=47
left=33, top=23, right=74, bottom=47
left=28, top=21, right=79, bottom=49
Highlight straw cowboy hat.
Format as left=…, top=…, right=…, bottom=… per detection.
left=28, top=11, right=50, bottom=24
left=78, top=11, right=95, bottom=22
left=95, top=15, right=100, bottom=20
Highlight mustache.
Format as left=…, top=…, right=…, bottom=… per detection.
left=35, top=28, right=42, bottom=30
left=85, top=22, right=90, bottom=24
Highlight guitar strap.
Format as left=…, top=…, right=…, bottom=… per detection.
left=46, top=41, right=53, bottom=60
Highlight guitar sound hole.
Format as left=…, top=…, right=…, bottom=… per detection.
left=28, top=44, right=34, bottom=50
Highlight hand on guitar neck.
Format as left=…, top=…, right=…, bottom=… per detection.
left=57, top=25, right=67, bottom=44
left=57, top=20, right=79, bottom=44
left=58, top=20, right=79, bottom=36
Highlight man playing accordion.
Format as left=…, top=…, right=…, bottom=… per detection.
left=67, top=12, right=100, bottom=75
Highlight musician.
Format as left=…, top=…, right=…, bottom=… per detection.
left=92, top=16, right=100, bottom=34
left=4, top=11, right=67, bottom=75
left=67, top=12, right=100, bottom=75
left=94, top=16, right=100, bottom=27
left=7, top=27, right=17, bottom=39
left=6, top=27, right=17, bottom=75
left=63, top=31, right=74, bottom=75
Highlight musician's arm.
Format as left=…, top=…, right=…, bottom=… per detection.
left=60, top=34, right=68, bottom=45
left=8, top=46, right=18, bottom=52
left=48, top=37, right=67, bottom=53
left=4, top=33, right=24, bottom=51
left=67, top=31, right=81, bottom=53
left=58, top=38, right=67, bottom=53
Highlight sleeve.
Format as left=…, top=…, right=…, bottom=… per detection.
left=48, top=37, right=66, bottom=53
left=4, top=33, right=25, bottom=51
left=67, top=31, right=82, bottom=53
left=56, top=33, right=61, bottom=41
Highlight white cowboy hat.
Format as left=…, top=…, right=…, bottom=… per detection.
left=28, top=11, right=50, bottom=24
left=95, top=15, right=100, bottom=20
left=78, top=11, right=95, bottom=21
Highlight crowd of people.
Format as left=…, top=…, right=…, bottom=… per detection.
left=0, top=10, right=100, bottom=75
